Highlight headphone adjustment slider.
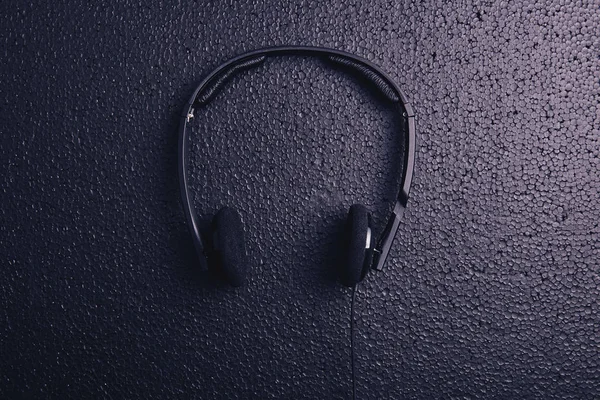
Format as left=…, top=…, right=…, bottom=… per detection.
left=186, top=108, right=195, bottom=123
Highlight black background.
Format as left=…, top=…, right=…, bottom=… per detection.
left=1, top=1, right=599, bottom=399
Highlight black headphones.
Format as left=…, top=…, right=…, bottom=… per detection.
left=178, top=46, right=416, bottom=288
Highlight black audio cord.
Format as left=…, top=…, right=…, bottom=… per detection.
left=350, top=285, right=357, bottom=400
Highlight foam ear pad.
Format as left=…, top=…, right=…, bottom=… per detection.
left=340, top=204, right=373, bottom=287
left=211, top=207, right=248, bottom=287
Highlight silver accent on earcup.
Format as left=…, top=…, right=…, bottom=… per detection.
left=365, top=227, right=372, bottom=249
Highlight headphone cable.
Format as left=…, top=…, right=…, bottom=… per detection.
left=350, top=285, right=357, bottom=400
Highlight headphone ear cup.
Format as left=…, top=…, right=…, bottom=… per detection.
left=211, top=207, right=248, bottom=287
left=340, top=204, right=374, bottom=287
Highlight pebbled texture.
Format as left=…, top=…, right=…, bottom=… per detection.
left=1, top=1, right=599, bottom=399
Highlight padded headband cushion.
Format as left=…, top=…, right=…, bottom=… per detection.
left=341, top=204, right=371, bottom=287
left=212, top=207, right=247, bottom=287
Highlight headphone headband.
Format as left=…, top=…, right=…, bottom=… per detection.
left=178, top=46, right=416, bottom=273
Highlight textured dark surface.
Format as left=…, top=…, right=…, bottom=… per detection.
left=1, top=1, right=599, bottom=399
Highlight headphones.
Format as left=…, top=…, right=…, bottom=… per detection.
left=178, top=46, right=416, bottom=288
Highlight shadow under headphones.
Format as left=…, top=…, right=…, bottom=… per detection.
left=178, top=46, right=416, bottom=288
